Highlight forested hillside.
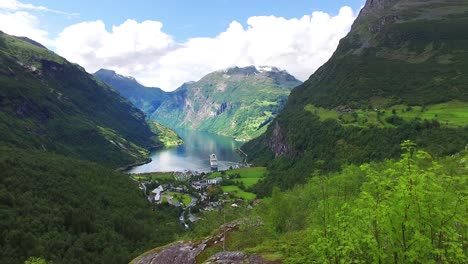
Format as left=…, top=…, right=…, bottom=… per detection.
left=0, top=32, right=160, bottom=168
left=0, top=147, right=183, bottom=263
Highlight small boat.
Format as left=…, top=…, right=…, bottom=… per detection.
left=210, top=153, right=218, bottom=170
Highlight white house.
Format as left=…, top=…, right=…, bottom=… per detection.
left=207, top=177, right=222, bottom=185
left=149, top=185, right=164, bottom=203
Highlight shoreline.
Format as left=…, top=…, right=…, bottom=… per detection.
left=118, top=140, right=185, bottom=173
left=116, top=157, right=153, bottom=173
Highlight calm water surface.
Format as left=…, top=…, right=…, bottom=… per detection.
left=128, top=129, right=243, bottom=173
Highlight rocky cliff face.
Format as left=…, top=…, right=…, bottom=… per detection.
left=268, top=122, right=293, bottom=157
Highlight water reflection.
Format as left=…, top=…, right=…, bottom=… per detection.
left=128, top=129, right=243, bottom=173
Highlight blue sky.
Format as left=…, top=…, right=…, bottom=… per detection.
left=1, top=0, right=364, bottom=90
left=30, top=0, right=364, bottom=41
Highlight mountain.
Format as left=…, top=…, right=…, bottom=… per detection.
left=94, top=69, right=168, bottom=116
left=244, top=0, right=468, bottom=194
left=0, top=31, right=161, bottom=168
left=152, top=66, right=302, bottom=141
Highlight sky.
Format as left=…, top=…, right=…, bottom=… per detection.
left=0, top=0, right=365, bottom=91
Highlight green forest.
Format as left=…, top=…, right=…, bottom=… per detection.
left=0, top=147, right=184, bottom=263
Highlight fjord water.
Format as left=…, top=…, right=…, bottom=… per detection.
left=128, top=129, right=243, bottom=173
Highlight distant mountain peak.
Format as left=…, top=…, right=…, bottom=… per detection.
left=95, top=68, right=137, bottom=82
left=94, top=69, right=167, bottom=116
left=222, top=66, right=258, bottom=76
left=219, top=65, right=287, bottom=77
left=95, top=68, right=116, bottom=75
left=257, top=66, right=282, bottom=73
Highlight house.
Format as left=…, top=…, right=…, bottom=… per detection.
left=192, top=177, right=222, bottom=190
left=207, top=177, right=222, bottom=185
left=192, top=180, right=207, bottom=190
left=148, top=185, right=164, bottom=203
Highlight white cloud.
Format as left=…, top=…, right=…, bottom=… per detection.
left=56, top=6, right=356, bottom=91
left=0, top=11, right=53, bottom=46
left=0, top=0, right=78, bottom=16
left=0, top=1, right=78, bottom=47
left=55, top=19, right=176, bottom=78
left=0, top=0, right=49, bottom=11
left=3, top=2, right=356, bottom=91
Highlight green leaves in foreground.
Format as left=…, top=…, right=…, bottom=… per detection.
left=199, top=142, right=467, bottom=263
left=302, top=143, right=467, bottom=263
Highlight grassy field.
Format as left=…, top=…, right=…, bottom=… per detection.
left=222, top=185, right=256, bottom=201
left=234, top=177, right=260, bottom=188
left=209, top=167, right=266, bottom=186
left=148, top=121, right=183, bottom=147
left=131, top=172, right=174, bottom=182
left=167, top=192, right=191, bottom=206
left=305, top=100, right=468, bottom=128
left=395, top=101, right=468, bottom=126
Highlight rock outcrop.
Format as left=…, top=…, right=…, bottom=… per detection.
left=132, top=221, right=280, bottom=264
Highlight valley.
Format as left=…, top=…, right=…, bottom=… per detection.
left=0, top=0, right=467, bottom=263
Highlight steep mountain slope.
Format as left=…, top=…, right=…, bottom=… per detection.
left=294, top=0, right=468, bottom=108
left=152, top=66, right=302, bottom=141
left=0, top=32, right=160, bottom=167
left=244, top=0, right=468, bottom=194
left=94, top=69, right=168, bottom=116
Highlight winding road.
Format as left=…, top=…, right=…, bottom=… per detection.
left=179, top=195, right=198, bottom=227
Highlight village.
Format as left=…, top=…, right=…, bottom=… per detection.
left=131, top=154, right=265, bottom=227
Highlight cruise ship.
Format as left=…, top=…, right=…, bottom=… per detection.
left=210, top=154, right=218, bottom=170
